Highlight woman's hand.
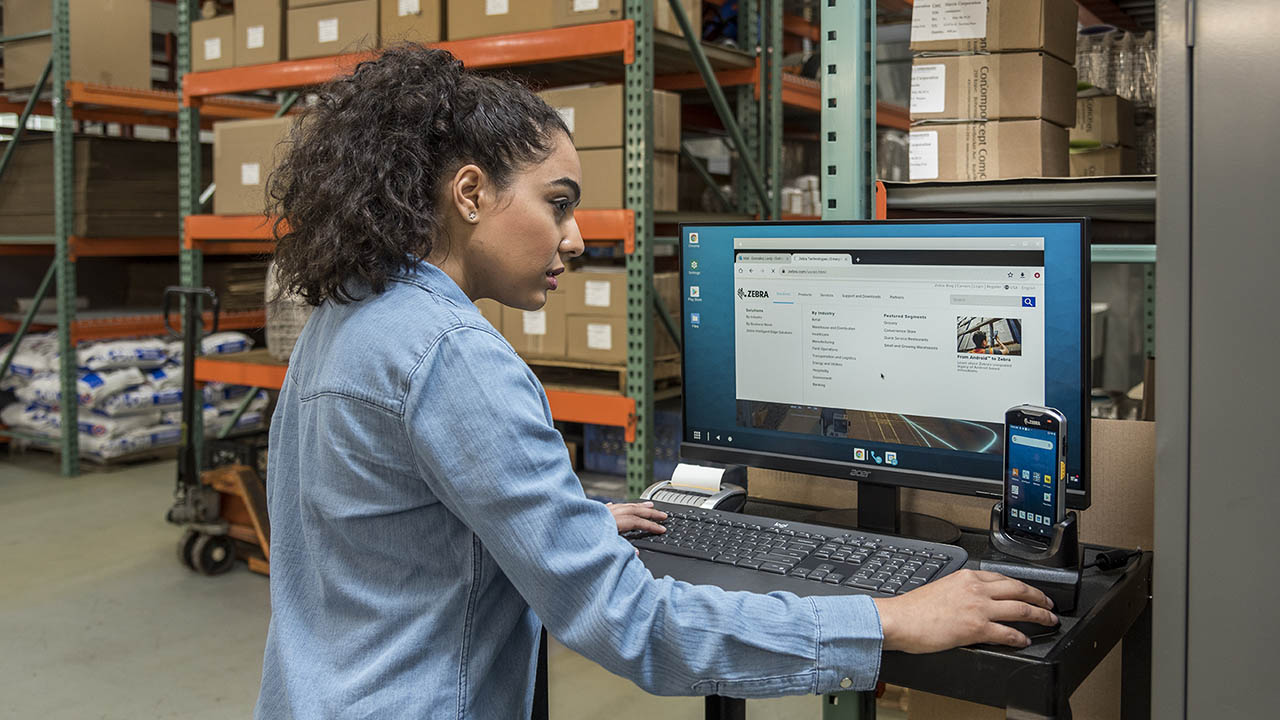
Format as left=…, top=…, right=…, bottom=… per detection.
left=607, top=501, right=668, bottom=535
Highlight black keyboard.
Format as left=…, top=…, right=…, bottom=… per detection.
left=628, top=503, right=968, bottom=597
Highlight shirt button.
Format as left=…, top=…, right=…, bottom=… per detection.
left=840, top=677, right=853, bottom=689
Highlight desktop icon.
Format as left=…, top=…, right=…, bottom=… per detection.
left=1011, top=467, right=1019, bottom=478
left=688, top=232, right=699, bottom=245
left=1010, top=484, right=1019, bottom=496
left=689, top=286, right=700, bottom=298
left=1022, top=470, right=1031, bottom=480
left=1044, top=474, right=1052, bottom=484
left=692, top=430, right=702, bottom=440
left=1032, top=471, right=1041, bottom=482
left=853, top=448, right=866, bottom=461
left=871, top=451, right=883, bottom=464
left=690, top=312, right=700, bottom=327
left=885, top=451, right=898, bottom=466
left=1043, top=492, right=1052, bottom=502
left=690, top=260, right=699, bottom=270
left=1018, top=510, right=1026, bottom=519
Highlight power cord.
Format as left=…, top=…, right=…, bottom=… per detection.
left=1084, top=549, right=1142, bottom=571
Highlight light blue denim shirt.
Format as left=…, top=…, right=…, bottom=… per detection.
left=255, top=261, right=883, bottom=718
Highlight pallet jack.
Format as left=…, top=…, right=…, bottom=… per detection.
left=162, top=286, right=271, bottom=576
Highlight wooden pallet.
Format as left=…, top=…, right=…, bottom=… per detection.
left=525, top=354, right=681, bottom=398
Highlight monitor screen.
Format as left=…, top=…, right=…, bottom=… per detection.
left=679, top=219, right=1090, bottom=509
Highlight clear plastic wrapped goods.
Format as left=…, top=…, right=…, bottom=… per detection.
left=166, top=332, right=255, bottom=364
left=94, top=386, right=183, bottom=416
left=14, top=367, right=145, bottom=407
left=80, top=424, right=182, bottom=461
left=77, top=338, right=168, bottom=371
left=0, top=332, right=59, bottom=387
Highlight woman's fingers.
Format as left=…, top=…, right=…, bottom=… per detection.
left=609, top=502, right=667, bottom=535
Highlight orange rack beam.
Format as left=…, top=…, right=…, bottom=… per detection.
left=195, top=350, right=288, bottom=390
left=0, top=309, right=265, bottom=343
left=0, top=83, right=280, bottom=128
left=546, top=390, right=637, bottom=442
left=185, top=210, right=635, bottom=253
left=185, top=21, right=636, bottom=99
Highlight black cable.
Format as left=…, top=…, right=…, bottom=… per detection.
left=1084, top=549, right=1142, bottom=571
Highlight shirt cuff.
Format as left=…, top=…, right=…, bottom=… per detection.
left=809, top=594, right=884, bottom=693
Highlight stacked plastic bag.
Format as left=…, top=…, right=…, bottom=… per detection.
left=1, top=331, right=267, bottom=461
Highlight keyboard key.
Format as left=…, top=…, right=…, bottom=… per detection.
left=848, top=578, right=881, bottom=591
left=759, top=553, right=800, bottom=566
left=760, top=562, right=790, bottom=574
left=639, top=544, right=715, bottom=561
left=881, top=581, right=903, bottom=594
left=790, top=568, right=810, bottom=578
left=713, top=555, right=738, bottom=565
left=815, top=563, right=835, bottom=572
left=807, top=570, right=829, bottom=581
left=824, top=573, right=845, bottom=584
left=736, top=559, right=761, bottom=570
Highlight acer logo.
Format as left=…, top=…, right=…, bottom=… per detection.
left=772, top=522, right=790, bottom=528
left=737, top=288, right=769, bottom=299
left=849, top=468, right=871, bottom=479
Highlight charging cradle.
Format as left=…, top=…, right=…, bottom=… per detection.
left=979, top=503, right=1082, bottom=613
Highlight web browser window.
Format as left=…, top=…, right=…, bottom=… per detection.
left=732, top=236, right=1046, bottom=457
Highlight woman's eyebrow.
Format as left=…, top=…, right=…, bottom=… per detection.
left=548, top=177, right=581, bottom=203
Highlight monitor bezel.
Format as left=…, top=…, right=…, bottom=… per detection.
left=677, top=217, right=1092, bottom=511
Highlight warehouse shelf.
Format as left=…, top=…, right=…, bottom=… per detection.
left=0, top=235, right=271, bottom=258
left=185, top=209, right=637, bottom=254
left=194, top=349, right=288, bottom=390
left=882, top=176, right=1157, bottom=223
left=0, top=82, right=279, bottom=129
left=0, top=308, right=265, bottom=343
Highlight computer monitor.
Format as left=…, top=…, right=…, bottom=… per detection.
left=679, top=219, right=1091, bottom=534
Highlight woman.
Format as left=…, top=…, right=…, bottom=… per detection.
left=257, top=46, right=1055, bottom=718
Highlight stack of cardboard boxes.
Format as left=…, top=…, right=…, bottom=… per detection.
left=907, top=0, right=1078, bottom=182
left=538, top=84, right=682, bottom=212
left=1069, top=92, right=1138, bottom=176
left=475, top=269, right=680, bottom=365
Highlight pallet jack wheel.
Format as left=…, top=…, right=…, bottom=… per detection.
left=177, top=528, right=201, bottom=570
left=192, top=533, right=237, bottom=576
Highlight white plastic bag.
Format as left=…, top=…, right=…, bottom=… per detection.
left=95, top=386, right=183, bottom=416
left=77, top=367, right=146, bottom=406
left=77, top=410, right=163, bottom=438
left=143, top=364, right=183, bottom=390
left=77, top=338, right=169, bottom=371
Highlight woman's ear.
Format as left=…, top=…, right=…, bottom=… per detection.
left=451, top=164, right=485, bottom=223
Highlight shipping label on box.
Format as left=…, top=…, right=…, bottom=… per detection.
left=910, top=120, right=1068, bottom=182
left=192, top=16, right=236, bottom=72
left=448, top=0, right=554, bottom=40
left=909, top=0, right=1078, bottom=64
left=236, top=1, right=284, bottom=67
left=501, top=292, right=566, bottom=359
left=287, top=0, right=378, bottom=61
left=382, top=0, right=441, bottom=44
left=910, top=53, right=1076, bottom=128
left=553, top=0, right=697, bottom=35
left=213, top=116, right=297, bottom=216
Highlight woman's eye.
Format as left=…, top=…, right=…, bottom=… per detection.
left=553, top=198, right=572, bottom=215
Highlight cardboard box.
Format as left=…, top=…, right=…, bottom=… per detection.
left=193, top=16, right=236, bottom=72
left=538, top=85, right=680, bottom=152
left=1071, top=95, right=1136, bottom=149
left=287, top=0, right=349, bottom=6
left=566, top=312, right=680, bottom=364
left=909, top=0, right=1078, bottom=64
left=559, top=268, right=679, bottom=317
left=213, top=116, right=297, bottom=216
left=501, top=292, right=566, bottom=359
left=235, top=0, right=286, bottom=67
left=447, top=0, right=555, bottom=41
left=909, top=120, right=1068, bottom=182
left=552, top=0, right=701, bottom=37
left=287, top=0, right=378, bottom=60
left=474, top=298, right=503, bottom=331
left=578, top=149, right=678, bottom=211
left=3, top=0, right=152, bottom=90
left=1070, top=147, right=1138, bottom=177
left=380, top=0, right=442, bottom=44
left=910, top=53, right=1076, bottom=128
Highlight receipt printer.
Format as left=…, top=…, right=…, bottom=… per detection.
left=640, top=463, right=748, bottom=512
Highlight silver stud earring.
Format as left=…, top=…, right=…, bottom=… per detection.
left=468, top=211, right=477, bottom=221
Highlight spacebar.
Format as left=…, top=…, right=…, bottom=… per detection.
left=636, top=543, right=716, bottom=562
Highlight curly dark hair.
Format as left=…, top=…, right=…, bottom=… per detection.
left=268, top=44, right=570, bottom=306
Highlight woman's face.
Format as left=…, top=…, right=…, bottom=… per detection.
left=468, top=132, right=585, bottom=311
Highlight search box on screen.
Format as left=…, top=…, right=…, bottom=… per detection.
left=1011, top=435, right=1054, bottom=450
left=950, top=294, right=1026, bottom=307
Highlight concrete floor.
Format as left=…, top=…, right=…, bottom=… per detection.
left=0, top=454, right=902, bottom=720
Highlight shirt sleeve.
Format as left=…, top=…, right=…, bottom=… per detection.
left=401, top=326, right=883, bottom=698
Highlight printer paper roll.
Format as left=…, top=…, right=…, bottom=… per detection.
left=669, top=463, right=723, bottom=492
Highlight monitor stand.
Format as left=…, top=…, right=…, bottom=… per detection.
left=809, top=482, right=962, bottom=544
